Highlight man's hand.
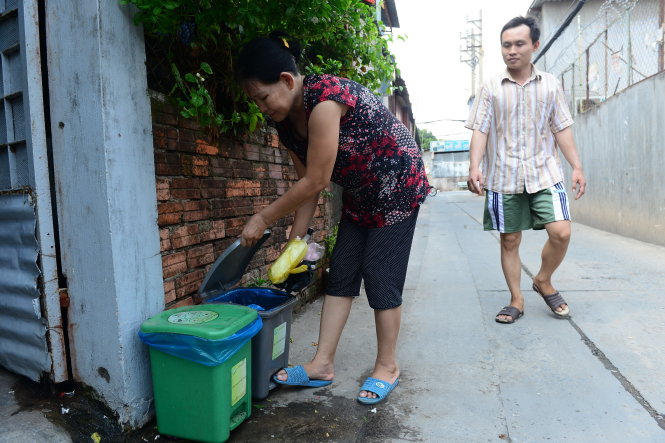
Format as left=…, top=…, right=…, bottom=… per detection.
left=240, top=213, right=269, bottom=247
left=571, top=168, right=586, bottom=200
left=467, top=168, right=485, bottom=196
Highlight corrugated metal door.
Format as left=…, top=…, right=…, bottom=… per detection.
left=0, top=0, right=67, bottom=382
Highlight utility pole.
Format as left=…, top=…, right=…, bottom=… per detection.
left=460, top=11, right=483, bottom=99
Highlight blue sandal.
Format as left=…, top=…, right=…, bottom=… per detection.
left=357, top=377, right=399, bottom=405
left=272, top=365, right=332, bottom=388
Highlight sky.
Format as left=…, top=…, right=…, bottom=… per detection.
left=388, top=0, right=535, bottom=141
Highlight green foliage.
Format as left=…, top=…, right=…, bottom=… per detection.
left=324, top=223, right=339, bottom=258
left=121, top=0, right=396, bottom=134
left=246, top=276, right=271, bottom=287
left=417, top=128, right=437, bottom=151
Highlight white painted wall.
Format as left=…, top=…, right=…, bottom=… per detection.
left=45, top=0, right=163, bottom=427
left=565, top=71, right=665, bottom=247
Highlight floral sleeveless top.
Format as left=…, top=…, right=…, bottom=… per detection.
left=276, top=74, right=429, bottom=228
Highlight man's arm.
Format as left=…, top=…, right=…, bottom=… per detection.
left=467, top=129, right=488, bottom=196
left=554, top=126, right=586, bottom=200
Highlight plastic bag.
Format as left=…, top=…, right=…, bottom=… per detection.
left=138, top=317, right=262, bottom=366
left=204, top=287, right=294, bottom=312
left=268, top=236, right=309, bottom=284
left=304, top=242, right=325, bottom=262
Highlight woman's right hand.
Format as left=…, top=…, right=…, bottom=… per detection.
left=240, top=213, right=269, bottom=247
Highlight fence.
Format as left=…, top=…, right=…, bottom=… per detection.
left=538, top=0, right=664, bottom=115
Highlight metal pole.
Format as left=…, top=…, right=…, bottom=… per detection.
left=604, top=29, right=608, bottom=98
left=570, top=62, right=577, bottom=115
left=586, top=47, right=590, bottom=109
left=478, top=10, right=483, bottom=88
left=627, top=9, right=633, bottom=85
left=658, top=0, right=665, bottom=71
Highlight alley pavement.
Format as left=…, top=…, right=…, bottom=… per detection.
left=2, top=191, right=665, bottom=442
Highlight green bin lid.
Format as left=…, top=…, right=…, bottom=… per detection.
left=140, top=304, right=258, bottom=340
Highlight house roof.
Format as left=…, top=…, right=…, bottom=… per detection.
left=529, top=0, right=570, bottom=10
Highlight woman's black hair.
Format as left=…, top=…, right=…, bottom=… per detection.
left=236, top=31, right=303, bottom=84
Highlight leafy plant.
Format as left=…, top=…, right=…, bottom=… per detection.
left=323, top=223, right=339, bottom=258
left=121, top=0, right=397, bottom=134
left=246, top=276, right=271, bottom=288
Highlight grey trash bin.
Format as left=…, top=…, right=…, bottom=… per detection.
left=199, top=231, right=299, bottom=400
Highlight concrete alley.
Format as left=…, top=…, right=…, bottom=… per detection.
left=230, top=191, right=665, bottom=442
left=2, top=191, right=665, bottom=442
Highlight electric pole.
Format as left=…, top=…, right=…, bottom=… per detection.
left=460, top=11, right=483, bottom=99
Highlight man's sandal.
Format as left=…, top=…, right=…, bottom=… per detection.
left=532, top=283, right=570, bottom=317
left=495, top=306, right=524, bottom=324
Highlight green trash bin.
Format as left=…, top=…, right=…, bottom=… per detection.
left=139, top=304, right=261, bottom=443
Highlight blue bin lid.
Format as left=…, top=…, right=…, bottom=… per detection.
left=199, top=230, right=271, bottom=296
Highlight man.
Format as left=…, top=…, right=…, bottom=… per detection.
left=465, top=16, right=586, bottom=324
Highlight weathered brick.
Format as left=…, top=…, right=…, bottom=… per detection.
left=187, top=244, right=214, bottom=258
left=192, top=166, right=210, bottom=177
left=163, top=279, right=176, bottom=304
left=163, top=261, right=187, bottom=279
left=158, top=213, right=181, bottom=226
left=187, top=244, right=215, bottom=268
left=156, top=179, right=170, bottom=201
left=188, top=253, right=215, bottom=270
left=175, top=282, right=200, bottom=299
left=169, top=297, right=194, bottom=308
left=163, top=251, right=187, bottom=267
left=183, top=210, right=210, bottom=222
left=244, top=143, right=260, bottom=161
left=201, top=219, right=225, bottom=241
left=172, top=234, right=201, bottom=249
left=158, top=202, right=184, bottom=215
left=196, top=139, right=219, bottom=156
left=152, top=96, right=337, bottom=309
left=176, top=269, right=205, bottom=287
left=171, top=189, right=201, bottom=199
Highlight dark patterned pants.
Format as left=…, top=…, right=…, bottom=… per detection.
left=326, top=208, right=420, bottom=310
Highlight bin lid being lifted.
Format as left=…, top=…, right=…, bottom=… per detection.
left=199, top=230, right=271, bottom=296
left=140, top=304, right=258, bottom=340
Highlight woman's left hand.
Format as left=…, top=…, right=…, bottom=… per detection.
left=240, top=213, right=269, bottom=247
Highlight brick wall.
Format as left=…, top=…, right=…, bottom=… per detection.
left=150, top=93, right=339, bottom=309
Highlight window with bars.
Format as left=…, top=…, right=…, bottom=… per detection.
left=0, top=2, right=29, bottom=191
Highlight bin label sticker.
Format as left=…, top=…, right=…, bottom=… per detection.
left=167, top=310, right=219, bottom=325
left=231, top=358, right=247, bottom=406
left=272, top=322, right=287, bottom=360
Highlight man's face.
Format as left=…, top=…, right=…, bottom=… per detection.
left=501, top=24, right=540, bottom=71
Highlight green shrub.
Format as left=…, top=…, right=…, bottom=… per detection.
left=122, top=0, right=396, bottom=134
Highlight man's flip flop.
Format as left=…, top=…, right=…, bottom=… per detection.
left=357, top=377, right=399, bottom=405
left=495, top=306, right=523, bottom=324
left=272, top=365, right=332, bottom=388
left=532, top=283, right=570, bottom=317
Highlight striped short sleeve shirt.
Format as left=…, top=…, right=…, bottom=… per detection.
left=465, top=65, right=574, bottom=194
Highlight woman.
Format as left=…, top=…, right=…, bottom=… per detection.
left=236, top=33, right=428, bottom=405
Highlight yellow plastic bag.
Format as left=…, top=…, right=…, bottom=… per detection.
left=268, top=237, right=309, bottom=284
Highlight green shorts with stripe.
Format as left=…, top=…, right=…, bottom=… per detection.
left=483, top=182, right=571, bottom=233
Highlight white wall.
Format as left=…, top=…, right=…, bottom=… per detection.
left=46, top=0, right=164, bottom=427
left=566, top=71, right=665, bottom=246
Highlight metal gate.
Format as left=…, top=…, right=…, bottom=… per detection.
left=0, top=0, right=67, bottom=382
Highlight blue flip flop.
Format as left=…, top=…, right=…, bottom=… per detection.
left=357, top=377, right=399, bottom=405
left=272, top=365, right=332, bottom=388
